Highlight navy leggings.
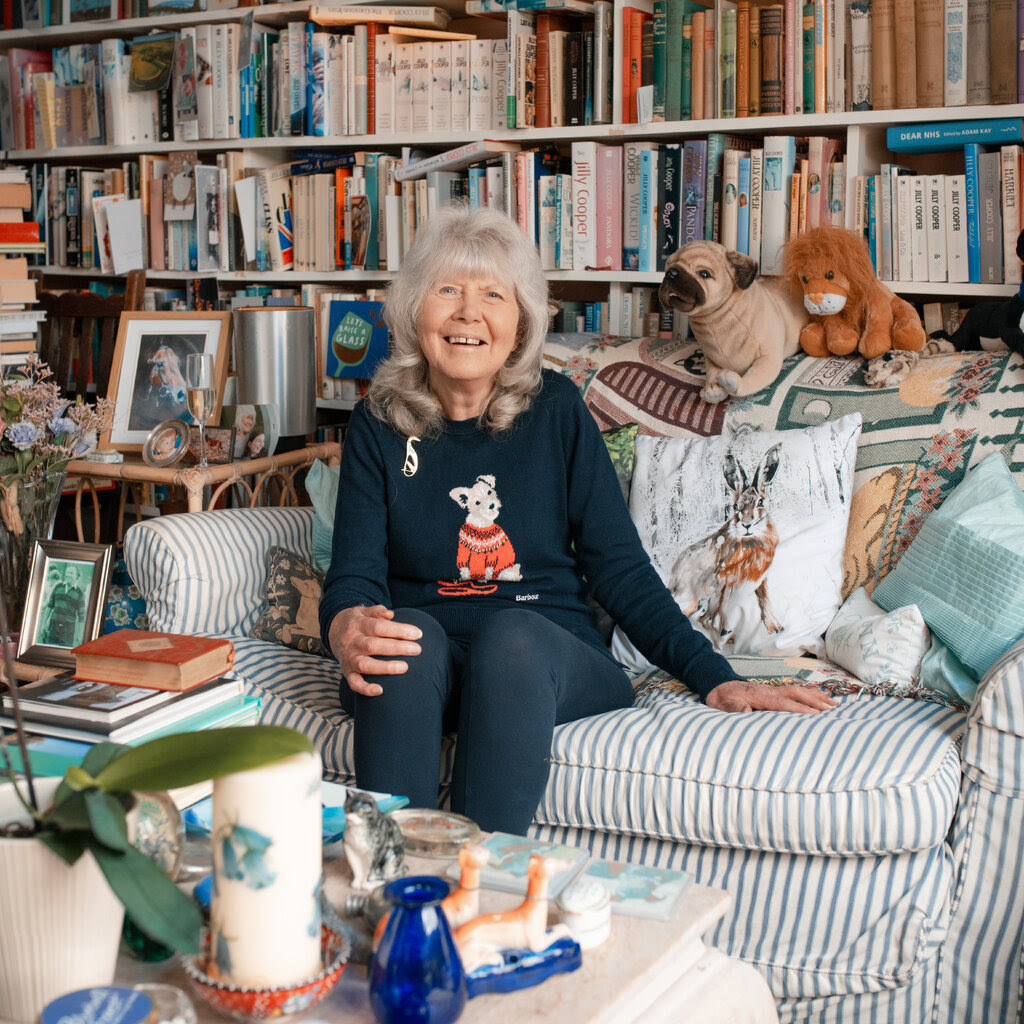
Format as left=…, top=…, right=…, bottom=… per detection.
left=337, top=607, right=635, bottom=835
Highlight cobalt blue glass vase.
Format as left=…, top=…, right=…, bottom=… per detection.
left=369, top=876, right=467, bottom=1024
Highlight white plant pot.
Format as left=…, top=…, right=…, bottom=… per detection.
left=0, top=777, right=125, bottom=1023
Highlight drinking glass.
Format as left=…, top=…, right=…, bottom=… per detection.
left=185, top=353, right=215, bottom=469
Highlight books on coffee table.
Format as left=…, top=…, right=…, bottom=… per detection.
left=71, top=630, right=235, bottom=691
left=447, top=831, right=589, bottom=899
left=1, top=672, right=245, bottom=744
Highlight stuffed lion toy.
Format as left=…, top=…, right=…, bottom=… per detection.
left=780, top=225, right=926, bottom=360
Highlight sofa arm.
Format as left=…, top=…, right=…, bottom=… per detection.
left=123, top=507, right=315, bottom=637
left=961, top=637, right=1024, bottom=798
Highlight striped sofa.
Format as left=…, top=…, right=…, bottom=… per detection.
left=124, top=339, right=1024, bottom=1024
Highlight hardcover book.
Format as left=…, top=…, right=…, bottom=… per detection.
left=886, top=118, right=1024, bottom=153
left=71, top=629, right=236, bottom=691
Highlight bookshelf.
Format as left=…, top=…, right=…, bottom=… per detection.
left=1, top=0, right=1021, bottom=350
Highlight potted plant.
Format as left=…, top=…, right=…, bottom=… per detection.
left=0, top=632, right=315, bottom=1021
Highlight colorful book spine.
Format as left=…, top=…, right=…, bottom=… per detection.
left=595, top=142, right=622, bottom=269
left=963, top=142, right=981, bottom=282
left=571, top=140, right=597, bottom=270
left=749, top=146, right=763, bottom=262
left=638, top=146, right=657, bottom=271
left=657, top=141, right=682, bottom=269
left=886, top=118, right=1024, bottom=153
left=719, top=4, right=737, bottom=118
left=801, top=2, right=815, bottom=112
left=681, top=137, right=707, bottom=243
left=665, top=0, right=684, bottom=120
left=759, top=4, right=784, bottom=114
left=736, top=154, right=751, bottom=253
left=680, top=17, right=693, bottom=118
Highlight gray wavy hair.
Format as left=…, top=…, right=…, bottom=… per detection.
left=367, top=203, right=550, bottom=437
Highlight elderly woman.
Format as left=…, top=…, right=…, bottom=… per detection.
left=319, top=205, right=833, bottom=835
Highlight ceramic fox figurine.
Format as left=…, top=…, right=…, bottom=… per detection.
left=454, top=854, right=573, bottom=973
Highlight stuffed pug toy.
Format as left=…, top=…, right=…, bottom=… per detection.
left=928, top=228, right=1024, bottom=355
left=659, top=240, right=806, bottom=402
left=780, top=225, right=926, bottom=360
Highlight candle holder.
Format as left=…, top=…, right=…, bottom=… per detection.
left=180, top=925, right=349, bottom=1022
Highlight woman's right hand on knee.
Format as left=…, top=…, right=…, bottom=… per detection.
left=328, top=606, right=423, bottom=697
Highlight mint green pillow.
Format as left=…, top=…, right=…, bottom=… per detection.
left=873, top=453, right=1024, bottom=681
left=306, top=459, right=340, bottom=573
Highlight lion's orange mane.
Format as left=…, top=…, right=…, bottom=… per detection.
left=780, top=226, right=879, bottom=325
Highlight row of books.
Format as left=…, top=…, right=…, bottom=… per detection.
left=0, top=0, right=253, bottom=31
left=623, top=0, right=1022, bottom=125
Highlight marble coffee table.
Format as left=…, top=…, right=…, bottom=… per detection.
left=113, top=842, right=779, bottom=1024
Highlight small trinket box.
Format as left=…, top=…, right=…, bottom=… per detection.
left=557, top=878, right=612, bottom=950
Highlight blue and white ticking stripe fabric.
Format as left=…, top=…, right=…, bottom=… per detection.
left=124, top=507, right=315, bottom=637
left=124, top=510, right=1024, bottom=1024
left=541, top=677, right=965, bottom=857
left=532, top=821, right=951, bottom=1021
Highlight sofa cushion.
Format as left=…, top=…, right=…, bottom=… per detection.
left=250, top=546, right=330, bottom=657
left=874, top=452, right=1024, bottom=683
left=533, top=821, right=952, bottom=1007
left=824, top=587, right=932, bottom=693
left=124, top=507, right=316, bottom=638
left=306, top=458, right=339, bottom=574
left=544, top=337, right=1024, bottom=602
left=538, top=672, right=965, bottom=857
left=613, top=414, right=861, bottom=664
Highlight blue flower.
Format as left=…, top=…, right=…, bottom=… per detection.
left=7, top=421, right=41, bottom=450
left=48, top=416, right=77, bottom=437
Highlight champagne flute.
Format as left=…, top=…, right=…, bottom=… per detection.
left=185, top=352, right=215, bottom=469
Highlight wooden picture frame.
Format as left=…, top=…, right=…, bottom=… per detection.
left=17, top=540, right=114, bottom=669
left=188, top=425, right=235, bottom=464
left=101, top=311, right=231, bottom=453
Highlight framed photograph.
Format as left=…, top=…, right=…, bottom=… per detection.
left=101, top=311, right=231, bottom=452
left=141, top=418, right=190, bottom=468
left=219, top=403, right=279, bottom=459
left=17, top=541, right=114, bottom=669
left=188, top=425, right=235, bottom=464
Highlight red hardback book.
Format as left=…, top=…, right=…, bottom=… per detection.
left=71, top=630, right=236, bottom=691
left=0, top=221, right=40, bottom=243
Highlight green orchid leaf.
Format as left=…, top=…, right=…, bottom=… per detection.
left=52, top=743, right=127, bottom=808
left=2, top=396, right=20, bottom=414
left=94, top=726, right=314, bottom=794
left=64, top=765, right=97, bottom=791
left=90, top=842, right=202, bottom=954
left=45, top=788, right=93, bottom=833
left=84, top=789, right=129, bottom=853
left=38, top=830, right=87, bottom=866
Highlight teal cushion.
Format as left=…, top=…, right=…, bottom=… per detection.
left=306, top=458, right=340, bottom=573
left=874, top=453, right=1024, bottom=681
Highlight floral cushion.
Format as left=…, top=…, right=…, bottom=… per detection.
left=103, top=550, right=150, bottom=633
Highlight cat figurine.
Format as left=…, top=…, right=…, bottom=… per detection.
left=343, top=789, right=406, bottom=891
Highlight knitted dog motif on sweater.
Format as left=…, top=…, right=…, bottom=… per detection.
left=449, top=474, right=522, bottom=582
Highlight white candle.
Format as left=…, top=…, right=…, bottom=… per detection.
left=210, top=750, right=322, bottom=988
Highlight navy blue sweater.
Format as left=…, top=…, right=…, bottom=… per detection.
left=319, top=371, right=736, bottom=699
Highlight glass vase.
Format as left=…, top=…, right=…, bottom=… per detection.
left=369, top=876, right=467, bottom=1024
left=0, top=472, right=66, bottom=636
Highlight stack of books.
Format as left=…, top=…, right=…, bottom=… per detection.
left=0, top=167, right=46, bottom=365
left=0, top=631, right=260, bottom=781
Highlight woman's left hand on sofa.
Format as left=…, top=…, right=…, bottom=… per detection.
left=706, top=680, right=837, bottom=713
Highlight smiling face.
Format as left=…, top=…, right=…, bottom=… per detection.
left=416, top=275, right=520, bottom=420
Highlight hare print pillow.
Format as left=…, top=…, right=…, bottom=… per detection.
left=611, top=413, right=862, bottom=668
